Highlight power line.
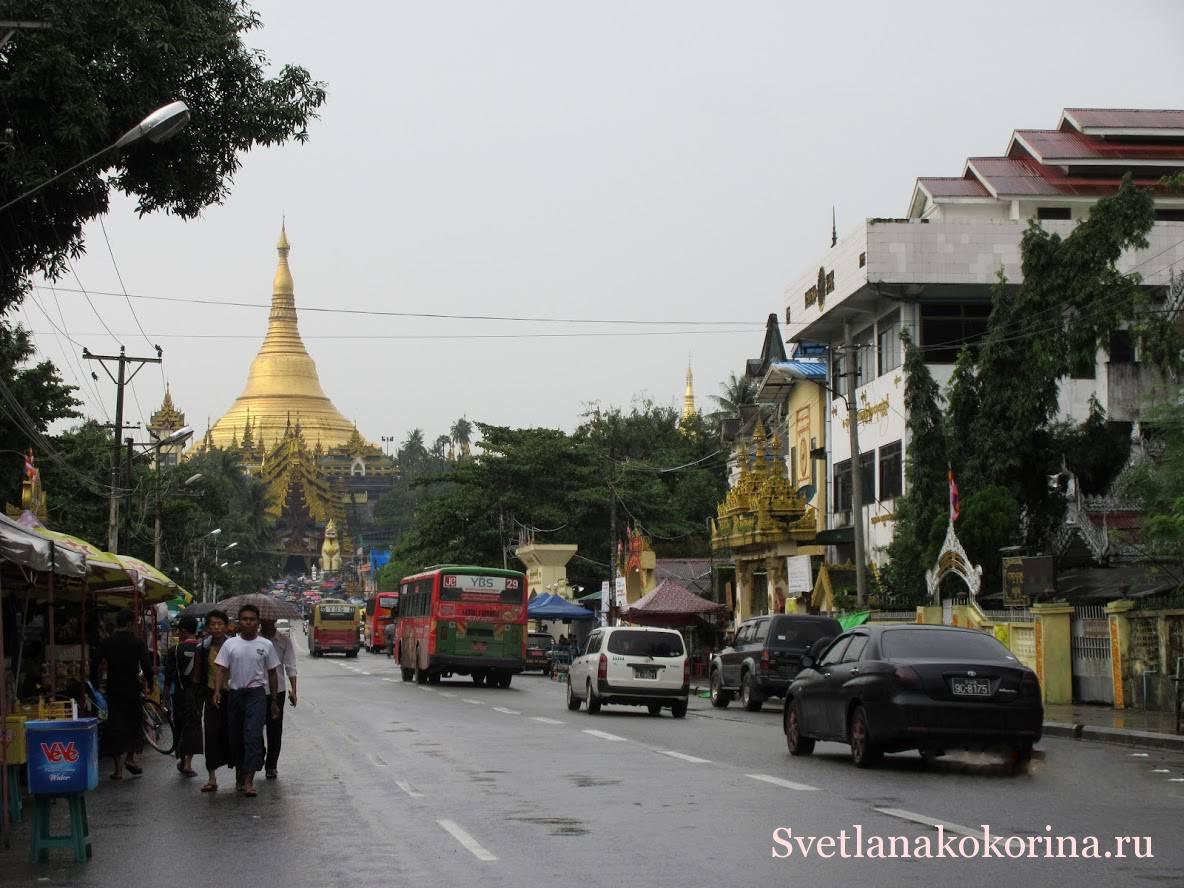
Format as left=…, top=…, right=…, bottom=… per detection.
left=28, top=328, right=757, bottom=341
left=96, top=215, right=155, bottom=350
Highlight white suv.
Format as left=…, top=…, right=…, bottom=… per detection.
left=566, top=626, right=689, bottom=718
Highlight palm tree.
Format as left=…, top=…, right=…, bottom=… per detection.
left=450, top=416, right=473, bottom=458
left=711, top=372, right=757, bottom=418
left=431, top=434, right=451, bottom=460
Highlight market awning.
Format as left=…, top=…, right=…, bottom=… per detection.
left=620, top=579, right=730, bottom=627
left=0, top=513, right=86, bottom=577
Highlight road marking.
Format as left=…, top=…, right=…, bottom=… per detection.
left=462, top=698, right=484, bottom=705
left=360, top=671, right=372, bottom=676
left=417, top=686, right=433, bottom=692
left=658, top=750, right=711, bottom=764
left=492, top=707, right=520, bottom=715
left=582, top=729, right=627, bottom=742
left=368, top=754, right=388, bottom=768
left=439, top=692, right=457, bottom=698
left=437, top=819, right=497, bottom=862
left=873, top=807, right=982, bottom=838
left=745, top=773, right=819, bottom=792
left=395, top=781, right=424, bottom=798
left=1129, top=752, right=1150, bottom=758
left=531, top=717, right=564, bottom=725
left=1152, top=768, right=1171, bottom=773
left=1169, top=778, right=1184, bottom=783
left=381, top=678, right=398, bottom=682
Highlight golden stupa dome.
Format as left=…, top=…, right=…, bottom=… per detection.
left=206, top=224, right=363, bottom=452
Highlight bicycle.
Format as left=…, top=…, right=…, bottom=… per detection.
left=141, top=694, right=175, bottom=755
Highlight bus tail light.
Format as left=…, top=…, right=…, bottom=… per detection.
left=597, top=654, right=608, bottom=680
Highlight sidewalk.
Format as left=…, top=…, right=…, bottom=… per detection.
left=1043, top=703, right=1184, bottom=751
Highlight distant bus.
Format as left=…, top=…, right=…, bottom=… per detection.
left=364, top=591, right=399, bottom=653
left=396, top=566, right=527, bottom=687
left=309, top=600, right=361, bottom=658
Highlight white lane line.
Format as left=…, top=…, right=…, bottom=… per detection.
left=360, top=671, right=372, bottom=676
left=417, top=686, right=433, bottom=692
left=439, top=692, right=457, bottom=698
left=582, top=729, right=628, bottom=742
left=381, top=678, right=398, bottom=682
left=873, top=807, right=982, bottom=838
left=745, top=773, right=819, bottom=792
left=1152, top=768, right=1171, bottom=773
left=368, top=754, right=388, bottom=768
left=531, top=717, right=564, bottom=725
left=1169, top=778, right=1184, bottom=783
left=1129, top=752, right=1150, bottom=757
left=492, top=707, right=520, bottom=715
left=437, top=819, right=498, bottom=862
left=395, top=781, right=424, bottom=798
left=462, top=698, right=484, bottom=705
left=658, top=750, right=711, bottom=764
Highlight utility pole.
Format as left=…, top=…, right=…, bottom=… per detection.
left=843, top=320, right=868, bottom=607
left=84, top=345, right=161, bottom=553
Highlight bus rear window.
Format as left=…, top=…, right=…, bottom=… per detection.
left=606, top=630, right=684, bottom=658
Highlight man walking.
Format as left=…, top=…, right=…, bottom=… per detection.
left=164, top=615, right=202, bottom=778
left=260, top=618, right=297, bottom=779
left=91, top=609, right=152, bottom=780
left=213, top=604, right=280, bottom=797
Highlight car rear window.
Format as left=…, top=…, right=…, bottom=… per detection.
left=767, top=619, right=842, bottom=650
left=880, top=628, right=1014, bottom=661
left=606, top=630, right=684, bottom=658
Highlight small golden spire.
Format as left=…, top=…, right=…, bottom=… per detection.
left=681, top=362, right=696, bottom=422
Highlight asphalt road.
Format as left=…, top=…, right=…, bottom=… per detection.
left=4, top=632, right=1183, bottom=887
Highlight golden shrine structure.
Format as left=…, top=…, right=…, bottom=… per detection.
left=160, top=225, right=397, bottom=574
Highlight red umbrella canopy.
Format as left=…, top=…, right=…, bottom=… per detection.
left=217, top=592, right=302, bottom=621
left=621, top=579, right=730, bottom=628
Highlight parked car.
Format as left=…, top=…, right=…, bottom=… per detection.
left=709, top=614, right=842, bottom=711
left=783, top=624, right=1043, bottom=770
left=566, top=626, right=689, bottom=717
left=526, top=633, right=555, bottom=672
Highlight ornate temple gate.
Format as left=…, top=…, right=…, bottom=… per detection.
left=1070, top=604, right=1113, bottom=704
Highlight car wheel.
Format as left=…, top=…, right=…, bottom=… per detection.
left=1007, top=742, right=1033, bottom=775
left=428, top=671, right=441, bottom=684
left=586, top=680, right=602, bottom=714
left=400, top=666, right=414, bottom=682
left=709, top=669, right=732, bottom=708
left=670, top=699, right=688, bottom=719
left=849, top=704, right=881, bottom=768
left=566, top=678, right=582, bottom=711
left=647, top=704, right=662, bottom=716
left=741, top=672, right=764, bottom=712
left=472, top=671, right=486, bottom=686
left=784, top=698, right=815, bottom=756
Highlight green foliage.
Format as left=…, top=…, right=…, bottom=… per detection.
left=1119, top=397, right=1184, bottom=556
left=0, top=0, right=327, bottom=314
left=374, top=558, right=412, bottom=592
left=1048, top=397, right=1131, bottom=496
left=710, top=372, right=757, bottom=420
left=956, top=485, right=1021, bottom=596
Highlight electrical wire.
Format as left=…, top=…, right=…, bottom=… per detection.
left=28, top=328, right=758, bottom=341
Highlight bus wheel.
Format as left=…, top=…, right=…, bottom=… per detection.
left=401, top=667, right=414, bottom=682
left=415, top=660, right=428, bottom=685
left=428, top=671, right=441, bottom=685
left=472, top=671, right=486, bottom=686
left=498, top=673, right=512, bottom=689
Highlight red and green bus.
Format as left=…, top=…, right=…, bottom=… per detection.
left=364, top=591, right=399, bottom=653
left=396, top=565, right=527, bottom=687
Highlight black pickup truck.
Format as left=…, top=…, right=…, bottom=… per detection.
left=709, top=614, right=841, bottom=711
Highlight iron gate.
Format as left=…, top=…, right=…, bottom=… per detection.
left=1071, top=604, right=1113, bottom=704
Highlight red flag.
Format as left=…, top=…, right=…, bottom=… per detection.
left=948, top=468, right=960, bottom=522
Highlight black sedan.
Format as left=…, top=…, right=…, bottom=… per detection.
left=782, top=624, right=1042, bottom=770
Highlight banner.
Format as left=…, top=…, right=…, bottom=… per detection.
left=614, top=576, right=627, bottom=607
left=786, top=555, right=813, bottom=596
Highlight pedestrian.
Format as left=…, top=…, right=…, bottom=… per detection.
left=383, top=620, right=396, bottom=658
left=164, top=614, right=202, bottom=778
left=260, top=618, right=297, bottom=780
left=213, top=604, right=281, bottom=798
left=91, top=608, right=152, bottom=780
left=195, top=609, right=231, bottom=792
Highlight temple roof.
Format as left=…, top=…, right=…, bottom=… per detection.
left=206, top=224, right=370, bottom=452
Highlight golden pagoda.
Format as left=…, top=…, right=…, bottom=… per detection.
left=681, top=363, right=696, bottom=422
left=206, top=224, right=362, bottom=452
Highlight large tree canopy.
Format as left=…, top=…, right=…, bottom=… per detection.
left=0, top=1, right=328, bottom=312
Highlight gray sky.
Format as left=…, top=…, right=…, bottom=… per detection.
left=28, top=0, right=1184, bottom=450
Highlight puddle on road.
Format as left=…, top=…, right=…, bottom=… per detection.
left=568, top=773, right=621, bottom=787
left=508, top=815, right=589, bottom=836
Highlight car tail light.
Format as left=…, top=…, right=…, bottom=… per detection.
left=683, top=658, right=690, bottom=684
left=893, top=665, right=922, bottom=689
left=1020, top=671, right=1040, bottom=697
left=598, top=653, right=608, bottom=680
left=760, top=649, right=770, bottom=673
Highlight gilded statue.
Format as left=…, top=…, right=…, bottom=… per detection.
left=321, top=518, right=342, bottom=572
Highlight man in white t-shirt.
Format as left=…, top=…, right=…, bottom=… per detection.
left=213, top=604, right=281, bottom=797
left=260, top=618, right=297, bottom=779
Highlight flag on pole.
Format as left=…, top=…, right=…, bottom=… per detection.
left=948, top=467, right=960, bottom=522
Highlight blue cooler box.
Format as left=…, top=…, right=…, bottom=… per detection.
left=25, top=718, right=99, bottom=795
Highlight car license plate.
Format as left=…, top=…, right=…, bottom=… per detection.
left=634, top=666, right=658, bottom=679
left=951, top=678, right=991, bottom=697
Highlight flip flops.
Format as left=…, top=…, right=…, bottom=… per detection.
left=243, top=787, right=258, bottom=798
left=200, top=782, right=218, bottom=793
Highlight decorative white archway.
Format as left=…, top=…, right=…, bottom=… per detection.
left=925, top=519, right=982, bottom=603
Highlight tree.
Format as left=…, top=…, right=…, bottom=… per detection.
left=710, top=372, right=757, bottom=420
left=1120, top=398, right=1184, bottom=558
left=450, top=417, right=473, bottom=458
left=431, top=434, right=451, bottom=460
left=0, top=2, right=327, bottom=314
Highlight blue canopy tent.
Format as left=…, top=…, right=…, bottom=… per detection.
left=527, top=593, right=595, bottom=620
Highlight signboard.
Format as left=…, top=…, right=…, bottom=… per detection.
left=614, top=576, right=627, bottom=608
left=377, top=593, right=398, bottom=610
left=600, top=581, right=610, bottom=620
left=1002, top=557, right=1027, bottom=607
left=786, top=555, right=813, bottom=597
left=443, top=574, right=516, bottom=593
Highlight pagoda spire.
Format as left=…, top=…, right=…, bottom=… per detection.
left=681, top=362, right=696, bottom=422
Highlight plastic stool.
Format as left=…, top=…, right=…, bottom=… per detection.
left=5, top=765, right=22, bottom=823
left=29, top=794, right=91, bottom=863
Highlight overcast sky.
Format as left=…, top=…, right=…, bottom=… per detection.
left=27, top=0, right=1184, bottom=451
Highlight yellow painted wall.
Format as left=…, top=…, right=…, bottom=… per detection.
left=785, top=380, right=827, bottom=530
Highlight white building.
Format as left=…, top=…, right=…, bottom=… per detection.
left=784, top=108, right=1184, bottom=564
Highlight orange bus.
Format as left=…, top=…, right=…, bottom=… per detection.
left=396, top=565, right=527, bottom=688
left=364, top=591, right=399, bottom=653
left=309, top=600, right=361, bottom=658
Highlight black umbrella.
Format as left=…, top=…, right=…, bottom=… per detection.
left=217, top=593, right=302, bottom=620
left=180, top=601, right=219, bottom=617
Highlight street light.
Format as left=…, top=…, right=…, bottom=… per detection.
left=184, top=473, right=203, bottom=485
left=0, top=100, right=191, bottom=214
left=207, top=528, right=222, bottom=537
left=225, top=541, right=239, bottom=551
